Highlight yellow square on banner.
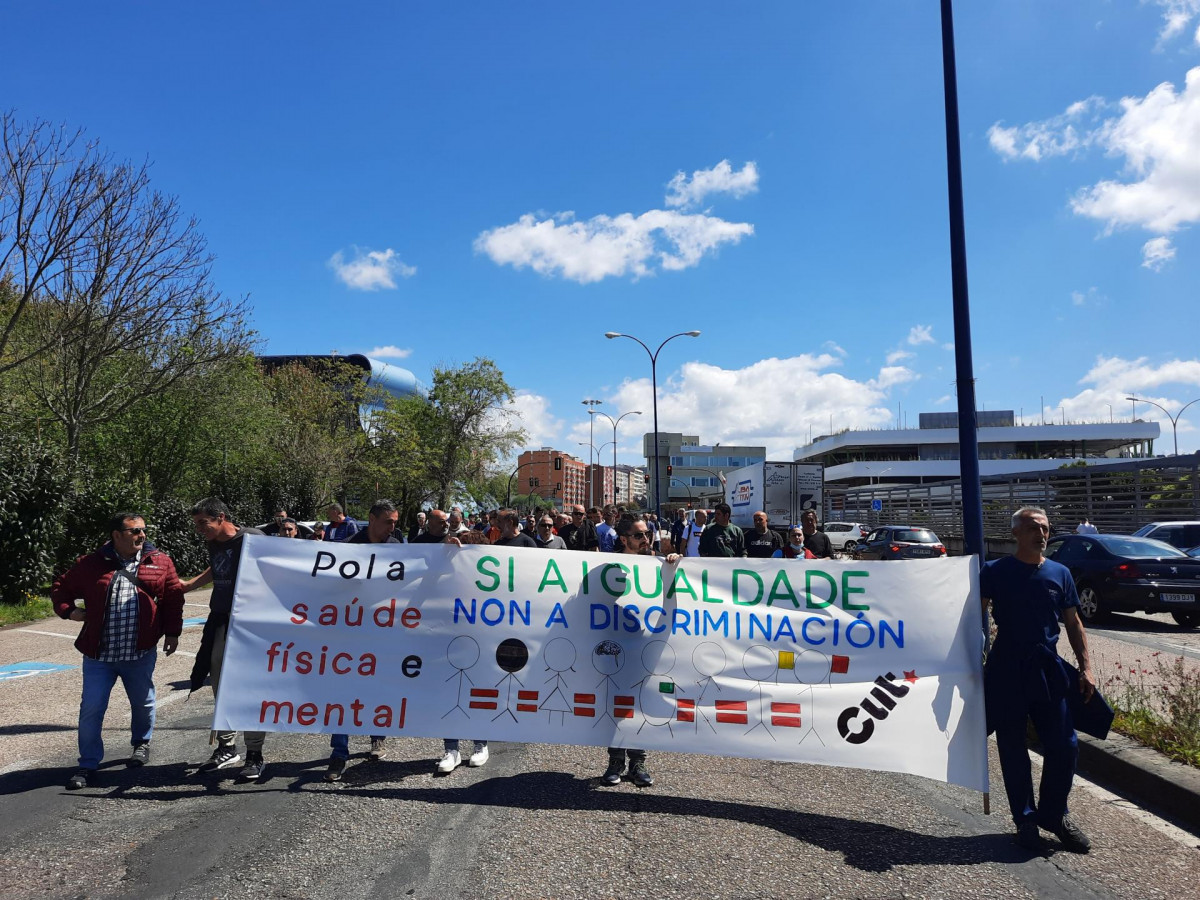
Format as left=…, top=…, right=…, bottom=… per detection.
left=778, top=651, right=795, bottom=670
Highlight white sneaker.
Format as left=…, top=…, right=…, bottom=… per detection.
left=436, top=750, right=461, bottom=773
left=468, top=745, right=489, bottom=767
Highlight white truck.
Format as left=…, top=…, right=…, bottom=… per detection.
left=725, top=461, right=824, bottom=530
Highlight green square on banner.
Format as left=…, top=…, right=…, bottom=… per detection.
left=658, top=681, right=674, bottom=694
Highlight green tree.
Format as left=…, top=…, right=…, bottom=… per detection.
left=425, top=357, right=524, bottom=509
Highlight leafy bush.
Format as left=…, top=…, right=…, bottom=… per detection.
left=0, top=440, right=70, bottom=603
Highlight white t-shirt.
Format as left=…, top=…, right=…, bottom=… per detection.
left=683, top=522, right=706, bottom=556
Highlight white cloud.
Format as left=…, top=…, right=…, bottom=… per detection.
left=507, top=391, right=564, bottom=450
left=987, top=96, right=1106, bottom=161
left=907, top=325, right=935, bottom=346
left=1142, top=235, right=1177, bottom=270
left=933, top=394, right=953, bottom=407
left=474, top=209, right=753, bottom=284
left=329, top=247, right=416, bottom=291
left=366, top=345, right=412, bottom=359
left=823, top=340, right=848, bottom=357
left=992, top=67, right=1200, bottom=263
left=1153, top=0, right=1200, bottom=45
left=942, top=342, right=955, bottom=351
left=1071, top=291, right=1087, bottom=306
left=664, top=160, right=759, bottom=209
left=886, top=349, right=914, bottom=365
left=598, top=354, right=908, bottom=459
left=1051, top=354, right=1200, bottom=449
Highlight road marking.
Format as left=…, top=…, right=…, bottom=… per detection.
left=18, top=629, right=75, bottom=639
left=1028, top=744, right=1199, bottom=850
left=1072, top=769, right=1200, bottom=849
left=0, top=661, right=77, bottom=681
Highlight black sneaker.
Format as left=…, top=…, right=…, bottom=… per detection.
left=628, top=759, right=655, bottom=787
left=129, top=743, right=150, bottom=767
left=238, top=752, right=265, bottom=782
left=324, top=756, right=347, bottom=782
left=66, top=769, right=93, bottom=790
left=1015, top=821, right=1043, bottom=852
left=199, top=746, right=241, bottom=772
left=1048, top=815, right=1091, bottom=853
left=369, top=738, right=387, bottom=760
left=601, top=758, right=625, bottom=785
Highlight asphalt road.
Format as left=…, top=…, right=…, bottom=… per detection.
left=1, top=599, right=1197, bottom=900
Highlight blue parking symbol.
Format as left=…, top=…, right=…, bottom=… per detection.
left=0, top=661, right=77, bottom=682
left=871, top=499, right=883, bottom=512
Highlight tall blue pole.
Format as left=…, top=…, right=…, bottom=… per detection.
left=940, top=0, right=984, bottom=563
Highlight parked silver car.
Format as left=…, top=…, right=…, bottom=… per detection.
left=821, top=521, right=870, bottom=552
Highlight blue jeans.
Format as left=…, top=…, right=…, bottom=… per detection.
left=444, top=739, right=487, bottom=753
left=329, top=733, right=385, bottom=760
left=78, top=651, right=156, bottom=770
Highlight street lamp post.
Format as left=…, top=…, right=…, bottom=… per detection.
left=1125, top=396, right=1200, bottom=457
left=578, top=440, right=616, bottom=506
left=605, top=330, right=701, bottom=523
left=590, top=409, right=643, bottom=506
left=581, top=399, right=603, bottom=508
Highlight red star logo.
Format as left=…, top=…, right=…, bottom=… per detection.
left=904, top=670, right=919, bottom=683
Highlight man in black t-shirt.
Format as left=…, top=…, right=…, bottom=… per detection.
left=745, top=511, right=783, bottom=558
left=182, top=498, right=268, bottom=782
left=491, top=508, right=537, bottom=548
left=801, top=510, right=834, bottom=559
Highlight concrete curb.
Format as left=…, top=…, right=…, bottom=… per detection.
left=1076, top=730, right=1200, bottom=832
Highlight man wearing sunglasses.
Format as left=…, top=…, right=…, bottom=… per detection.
left=52, top=512, right=184, bottom=790
left=534, top=516, right=566, bottom=549
left=599, top=517, right=682, bottom=787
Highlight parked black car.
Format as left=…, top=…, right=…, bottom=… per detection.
left=854, top=526, right=946, bottom=560
left=1044, top=533, right=1200, bottom=629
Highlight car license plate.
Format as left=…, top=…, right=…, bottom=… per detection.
left=909, top=547, right=933, bottom=556
left=1161, top=593, right=1196, bottom=603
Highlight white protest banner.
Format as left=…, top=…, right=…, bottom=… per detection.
left=214, top=536, right=988, bottom=791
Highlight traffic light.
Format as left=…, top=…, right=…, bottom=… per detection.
left=666, top=465, right=673, bottom=477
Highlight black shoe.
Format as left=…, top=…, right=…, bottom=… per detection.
left=601, top=758, right=625, bottom=785
left=238, top=751, right=265, bottom=782
left=66, top=769, right=93, bottom=790
left=628, top=759, right=654, bottom=787
left=369, top=738, right=387, bottom=760
left=128, top=742, right=150, bottom=767
left=1015, top=821, right=1043, bottom=851
left=1048, top=815, right=1091, bottom=853
left=324, top=756, right=347, bottom=782
left=199, top=746, right=241, bottom=772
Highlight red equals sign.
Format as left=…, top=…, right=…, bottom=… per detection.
left=715, top=699, right=748, bottom=725
left=517, top=689, right=539, bottom=713
left=613, top=695, right=635, bottom=719
left=469, top=688, right=498, bottom=710
left=676, top=698, right=695, bottom=723
left=573, top=693, right=596, bottom=717
left=770, top=701, right=802, bottom=728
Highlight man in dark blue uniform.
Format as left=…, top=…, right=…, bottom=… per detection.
left=981, top=506, right=1095, bottom=853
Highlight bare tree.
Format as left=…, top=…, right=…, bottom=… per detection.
left=0, top=112, right=114, bottom=373
left=3, top=113, right=252, bottom=461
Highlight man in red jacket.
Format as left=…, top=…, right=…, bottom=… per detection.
left=51, top=512, right=184, bottom=790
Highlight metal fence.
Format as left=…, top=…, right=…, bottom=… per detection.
left=826, top=453, right=1200, bottom=539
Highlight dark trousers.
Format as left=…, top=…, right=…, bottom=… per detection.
left=993, top=691, right=1078, bottom=827
left=607, top=747, right=646, bottom=764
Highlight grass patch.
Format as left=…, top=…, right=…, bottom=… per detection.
left=0, top=591, right=54, bottom=626
left=1103, top=654, right=1200, bottom=768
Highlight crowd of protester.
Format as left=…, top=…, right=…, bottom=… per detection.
left=48, top=496, right=1096, bottom=854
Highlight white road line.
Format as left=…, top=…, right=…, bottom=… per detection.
left=1028, top=745, right=1199, bottom=849
left=1072, top=770, right=1200, bottom=849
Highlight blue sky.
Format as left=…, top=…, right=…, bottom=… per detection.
left=6, top=1, right=1200, bottom=461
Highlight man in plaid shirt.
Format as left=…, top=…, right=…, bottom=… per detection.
left=52, top=512, right=184, bottom=790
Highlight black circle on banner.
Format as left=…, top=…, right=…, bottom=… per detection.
left=496, top=638, right=529, bottom=673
